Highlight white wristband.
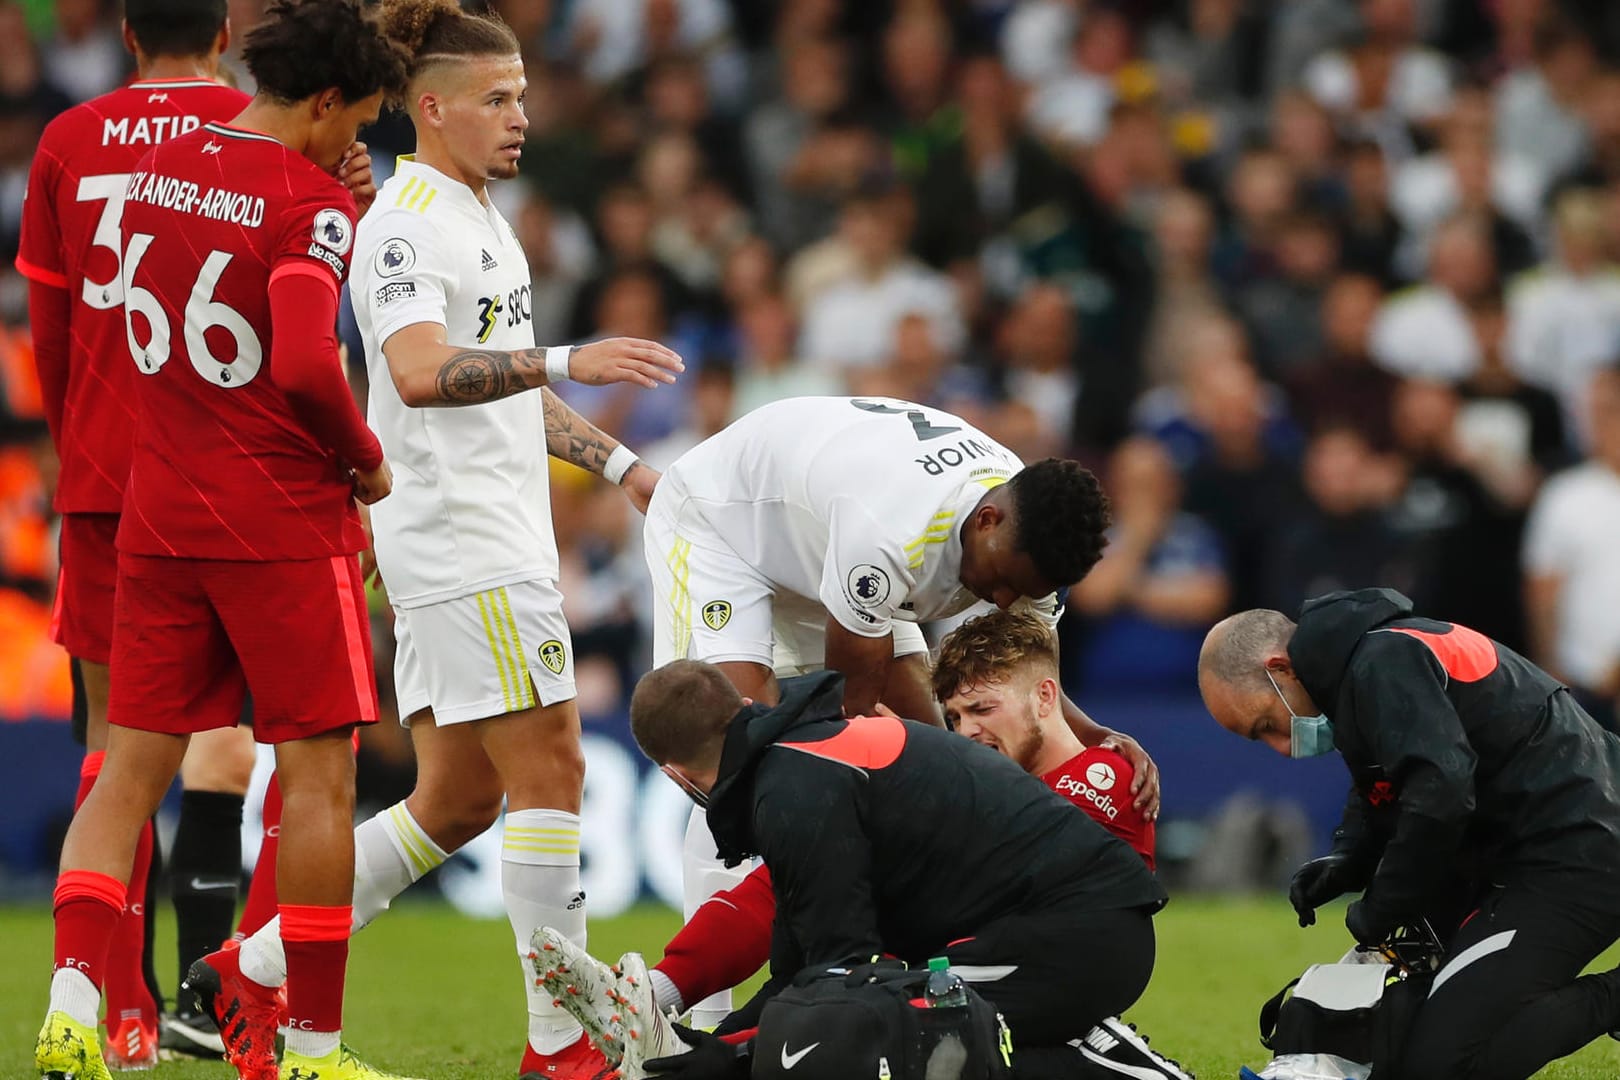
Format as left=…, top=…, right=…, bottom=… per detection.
left=544, top=345, right=572, bottom=383
left=603, top=444, right=640, bottom=486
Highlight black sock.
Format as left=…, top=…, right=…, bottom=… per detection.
left=169, top=790, right=244, bottom=994
left=144, top=820, right=165, bottom=1011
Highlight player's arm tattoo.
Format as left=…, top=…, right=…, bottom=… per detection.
left=541, top=387, right=620, bottom=476
left=432, top=347, right=547, bottom=405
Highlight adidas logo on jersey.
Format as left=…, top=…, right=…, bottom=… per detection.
left=481, top=249, right=498, bottom=271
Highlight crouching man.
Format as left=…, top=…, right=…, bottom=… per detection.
left=1199, top=587, right=1620, bottom=1080
left=623, top=660, right=1180, bottom=1080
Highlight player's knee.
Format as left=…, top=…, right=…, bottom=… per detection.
left=180, top=728, right=257, bottom=794
left=410, top=789, right=503, bottom=850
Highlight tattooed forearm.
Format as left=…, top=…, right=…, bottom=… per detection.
left=541, top=387, right=619, bottom=475
left=432, top=348, right=548, bottom=405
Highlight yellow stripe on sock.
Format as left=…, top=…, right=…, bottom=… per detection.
left=477, top=591, right=516, bottom=714
left=389, top=804, right=436, bottom=877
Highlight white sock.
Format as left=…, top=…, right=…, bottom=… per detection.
left=48, top=967, right=101, bottom=1029
left=284, top=1027, right=340, bottom=1059
left=649, top=968, right=685, bottom=1017
left=681, top=805, right=750, bottom=1027
left=238, top=802, right=448, bottom=989
left=503, top=808, right=586, bottom=1055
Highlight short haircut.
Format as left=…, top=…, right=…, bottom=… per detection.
left=124, top=0, right=227, bottom=58
left=243, top=0, right=410, bottom=106
left=1007, top=459, right=1111, bottom=588
left=930, top=609, right=1059, bottom=704
left=1200, top=609, right=1296, bottom=692
left=629, top=661, right=744, bottom=766
left=379, top=0, right=520, bottom=90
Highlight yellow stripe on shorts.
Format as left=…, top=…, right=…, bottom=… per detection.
left=496, top=587, right=536, bottom=710
left=477, top=590, right=517, bottom=714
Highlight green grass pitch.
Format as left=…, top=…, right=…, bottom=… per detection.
left=4, top=898, right=1618, bottom=1078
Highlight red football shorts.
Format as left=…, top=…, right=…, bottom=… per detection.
left=108, top=552, right=378, bottom=743
left=52, top=512, right=120, bottom=665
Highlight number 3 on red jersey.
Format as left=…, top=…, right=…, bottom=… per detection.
left=123, top=231, right=263, bottom=387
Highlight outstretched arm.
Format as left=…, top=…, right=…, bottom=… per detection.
left=384, top=321, right=683, bottom=408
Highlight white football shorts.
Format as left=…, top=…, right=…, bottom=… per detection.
left=644, top=482, right=926, bottom=675
left=393, top=578, right=576, bottom=726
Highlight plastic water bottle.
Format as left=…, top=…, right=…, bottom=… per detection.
left=924, top=956, right=969, bottom=1009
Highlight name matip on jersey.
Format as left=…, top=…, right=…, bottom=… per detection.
left=15, top=78, right=248, bottom=514
left=117, top=122, right=366, bottom=561
left=351, top=157, right=558, bottom=608
left=662, top=396, right=1042, bottom=638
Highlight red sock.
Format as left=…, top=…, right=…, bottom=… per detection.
left=655, top=865, right=776, bottom=1005
left=54, top=870, right=127, bottom=990
left=237, top=774, right=282, bottom=937
left=102, top=822, right=157, bottom=1026
left=74, top=751, right=105, bottom=810
left=281, top=903, right=351, bottom=1035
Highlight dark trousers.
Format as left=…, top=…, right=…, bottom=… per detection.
left=943, top=903, right=1156, bottom=1079
left=1392, top=883, right=1620, bottom=1080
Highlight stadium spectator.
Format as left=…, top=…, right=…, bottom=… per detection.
left=1505, top=187, right=1620, bottom=449
left=1201, top=590, right=1620, bottom=1080
left=38, top=0, right=128, bottom=103
left=1286, top=272, right=1399, bottom=447
left=797, top=185, right=964, bottom=375
left=724, top=293, right=830, bottom=418
left=1262, top=426, right=1411, bottom=618
left=1523, top=365, right=1620, bottom=732
left=1370, top=211, right=1496, bottom=380
left=1141, top=187, right=1226, bottom=388
left=1494, top=18, right=1597, bottom=184
left=742, top=36, right=864, bottom=256
left=1388, top=376, right=1534, bottom=653
left=1070, top=436, right=1228, bottom=694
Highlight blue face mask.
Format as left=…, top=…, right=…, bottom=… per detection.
left=1265, top=669, right=1335, bottom=758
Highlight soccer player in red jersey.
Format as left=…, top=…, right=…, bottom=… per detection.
left=16, top=1, right=249, bottom=1066
left=33, top=2, right=416, bottom=1079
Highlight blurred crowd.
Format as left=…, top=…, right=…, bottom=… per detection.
left=4, top=0, right=1620, bottom=733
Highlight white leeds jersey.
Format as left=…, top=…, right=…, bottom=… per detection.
left=663, top=396, right=1059, bottom=637
left=351, top=158, right=557, bottom=608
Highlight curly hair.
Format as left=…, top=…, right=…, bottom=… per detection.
left=1007, top=458, right=1111, bottom=588
left=378, top=0, right=520, bottom=93
left=930, top=609, right=1060, bottom=704
left=242, top=0, right=410, bottom=106
left=124, top=0, right=227, bottom=58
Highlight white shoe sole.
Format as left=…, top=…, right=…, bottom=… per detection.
left=615, top=952, right=689, bottom=1080
left=528, top=927, right=629, bottom=1064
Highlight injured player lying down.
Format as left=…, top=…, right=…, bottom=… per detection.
left=535, top=634, right=1195, bottom=1080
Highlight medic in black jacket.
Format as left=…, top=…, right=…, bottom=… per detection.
left=1200, top=588, right=1620, bottom=1080
left=628, top=660, right=1168, bottom=1080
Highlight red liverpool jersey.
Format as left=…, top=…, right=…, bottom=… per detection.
left=16, top=78, right=249, bottom=513
left=117, top=121, right=366, bottom=561
left=1043, top=746, right=1157, bottom=870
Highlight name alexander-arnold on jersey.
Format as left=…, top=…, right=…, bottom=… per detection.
left=124, top=169, right=265, bottom=228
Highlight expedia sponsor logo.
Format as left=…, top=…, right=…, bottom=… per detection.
left=1054, top=773, right=1120, bottom=820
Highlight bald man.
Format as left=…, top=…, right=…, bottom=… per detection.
left=1199, top=587, right=1620, bottom=1080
